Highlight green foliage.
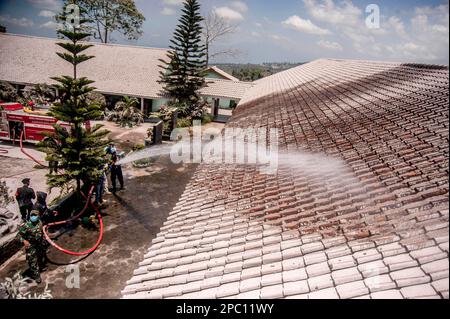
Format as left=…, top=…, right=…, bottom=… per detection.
left=177, top=118, right=192, bottom=128
left=85, top=91, right=107, bottom=119
left=58, top=0, right=145, bottom=43
left=106, top=96, right=144, bottom=127
left=202, top=113, right=213, bottom=125
left=216, top=63, right=304, bottom=82
left=132, top=144, right=145, bottom=152
left=22, top=83, right=57, bottom=107
left=0, top=81, right=18, bottom=102
left=170, top=98, right=208, bottom=120
left=159, top=0, right=207, bottom=103
left=150, top=105, right=179, bottom=137
left=38, top=15, right=109, bottom=195
left=232, top=68, right=265, bottom=81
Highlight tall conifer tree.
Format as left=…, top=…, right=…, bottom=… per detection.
left=39, top=3, right=109, bottom=196
left=159, top=0, right=207, bottom=103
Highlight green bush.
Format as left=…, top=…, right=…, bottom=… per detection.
left=202, top=114, right=213, bottom=125
left=177, top=118, right=192, bottom=128
left=106, top=96, right=144, bottom=127
left=132, top=144, right=145, bottom=152
left=0, top=81, right=18, bottom=102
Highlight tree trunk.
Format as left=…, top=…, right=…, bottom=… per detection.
left=205, top=41, right=209, bottom=67
left=104, top=26, right=108, bottom=43
left=76, top=178, right=81, bottom=198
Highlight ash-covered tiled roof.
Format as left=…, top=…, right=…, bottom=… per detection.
left=199, top=78, right=253, bottom=100
left=122, top=59, right=449, bottom=299
left=0, top=33, right=169, bottom=99
left=0, top=33, right=252, bottom=101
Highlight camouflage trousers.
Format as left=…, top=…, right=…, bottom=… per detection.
left=25, top=246, right=46, bottom=280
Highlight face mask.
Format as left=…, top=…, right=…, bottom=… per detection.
left=30, top=216, right=39, bottom=223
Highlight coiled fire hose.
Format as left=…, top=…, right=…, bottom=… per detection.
left=43, top=187, right=104, bottom=256
left=20, top=130, right=104, bottom=256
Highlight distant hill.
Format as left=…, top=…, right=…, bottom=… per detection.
left=214, top=62, right=306, bottom=82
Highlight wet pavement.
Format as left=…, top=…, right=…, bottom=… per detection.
left=0, top=156, right=198, bottom=299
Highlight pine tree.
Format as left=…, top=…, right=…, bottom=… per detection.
left=39, top=5, right=109, bottom=196
left=159, top=0, right=207, bottom=104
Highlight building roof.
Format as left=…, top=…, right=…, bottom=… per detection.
left=206, top=66, right=240, bottom=82
left=122, top=59, right=449, bottom=299
left=0, top=33, right=252, bottom=101
left=199, top=78, right=253, bottom=100
left=0, top=33, right=171, bottom=99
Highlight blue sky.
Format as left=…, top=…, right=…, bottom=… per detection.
left=1, top=0, right=449, bottom=64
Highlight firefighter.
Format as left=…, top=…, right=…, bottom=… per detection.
left=105, top=142, right=117, bottom=156
left=17, top=211, right=47, bottom=284
left=15, top=178, right=36, bottom=221
left=110, top=152, right=124, bottom=193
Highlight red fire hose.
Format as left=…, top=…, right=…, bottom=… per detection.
left=19, top=131, right=48, bottom=168
left=43, top=187, right=104, bottom=256
left=19, top=131, right=104, bottom=256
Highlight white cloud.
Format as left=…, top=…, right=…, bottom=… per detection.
left=230, top=1, right=248, bottom=13
left=0, top=15, right=34, bottom=27
left=27, top=0, right=60, bottom=10
left=303, top=0, right=362, bottom=26
left=162, top=0, right=184, bottom=6
left=254, top=22, right=262, bottom=28
left=40, top=20, right=62, bottom=29
left=38, top=10, right=55, bottom=18
left=343, top=3, right=449, bottom=63
left=317, top=40, right=343, bottom=51
left=386, top=16, right=404, bottom=36
left=161, top=7, right=176, bottom=15
left=282, top=15, right=331, bottom=35
left=215, top=7, right=244, bottom=22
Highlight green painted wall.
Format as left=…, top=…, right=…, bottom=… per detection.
left=205, top=97, right=237, bottom=109
left=205, top=71, right=227, bottom=80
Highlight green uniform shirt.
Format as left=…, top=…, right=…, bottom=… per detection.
left=17, top=220, right=43, bottom=245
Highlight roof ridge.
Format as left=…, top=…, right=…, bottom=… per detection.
left=204, top=77, right=253, bottom=85
left=0, top=32, right=169, bottom=52
left=321, top=57, right=449, bottom=69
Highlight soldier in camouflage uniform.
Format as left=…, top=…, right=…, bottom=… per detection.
left=16, top=211, right=47, bottom=284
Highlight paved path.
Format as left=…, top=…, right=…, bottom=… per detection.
left=0, top=156, right=197, bottom=299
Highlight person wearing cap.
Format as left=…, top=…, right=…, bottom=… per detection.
left=15, top=178, right=36, bottom=221
left=16, top=211, right=47, bottom=284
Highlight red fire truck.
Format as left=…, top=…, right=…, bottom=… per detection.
left=0, top=102, right=89, bottom=144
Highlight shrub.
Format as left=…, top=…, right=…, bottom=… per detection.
left=132, top=144, right=145, bottom=152
left=177, top=118, right=192, bottom=128
left=22, top=83, right=57, bottom=107
left=106, top=96, right=144, bottom=128
left=0, top=81, right=18, bottom=102
left=202, top=113, right=213, bottom=125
